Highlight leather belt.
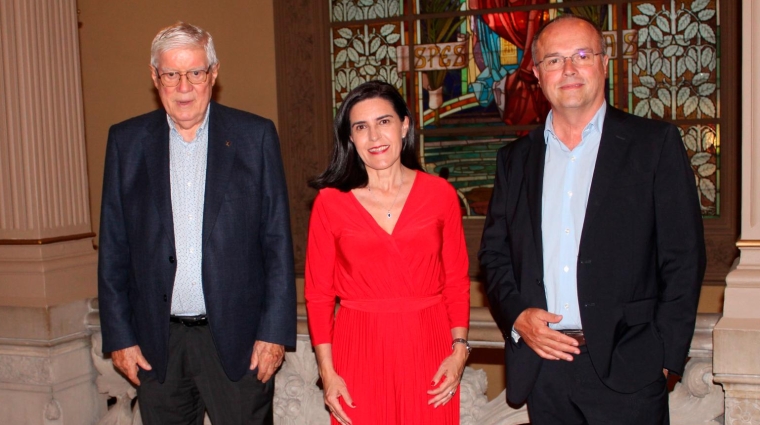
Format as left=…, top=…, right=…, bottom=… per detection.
left=558, top=329, right=586, bottom=347
left=170, top=315, right=208, bottom=327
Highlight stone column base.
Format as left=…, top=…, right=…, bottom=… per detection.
left=714, top=318, right=760, bottom=424
left=0, top=300, right=102, bottom=425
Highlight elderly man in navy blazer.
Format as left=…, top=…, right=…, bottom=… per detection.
left=479, top=15, right=705, bottom=425
left=98, top=22, right=295, bottom=425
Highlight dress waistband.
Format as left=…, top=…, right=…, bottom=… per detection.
left=340, top=295, right=443, bottom=313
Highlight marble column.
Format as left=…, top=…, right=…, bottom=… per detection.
left=713, top=0, right=760, bottom=422
left=0, top=0, right=101, bottom=424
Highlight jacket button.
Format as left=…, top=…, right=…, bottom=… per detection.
left=169, top=256, right=175, bottom=263
left=163, top=294, right=168, bottom=302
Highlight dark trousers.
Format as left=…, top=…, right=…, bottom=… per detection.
left=527, top=347, right=669, bottom=425
left=136, top=323, right=274, bottom=425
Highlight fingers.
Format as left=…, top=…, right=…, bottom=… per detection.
left=528, top=336, right=579, bottom=361
left=111, top=346, right=144, bottom=386
left=427, top=362, right=462, bottom=407
left=249, top=350, right=259, bottom=372
left=514, top=309, right=581, bottom=361
left=328, top=402, right=352, bottom=425
left=251, top=342, right=285, bottom=382
left=430, top=368, right=444, bottom=387
left=325, top=390, right=354, bottom=425
left=135, top=351, right=152, bottom=371
left=428, top=379, right=459, bottom=407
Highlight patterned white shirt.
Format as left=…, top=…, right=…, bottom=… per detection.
left=168, top=106, right=210, bottom=316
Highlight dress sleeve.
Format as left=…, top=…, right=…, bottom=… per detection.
left=304, top=192, right=338, bottom=346
left=440, top=183, right=470, bottom=329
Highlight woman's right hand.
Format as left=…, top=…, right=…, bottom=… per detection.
left=322, top=370, right=355, bottom=425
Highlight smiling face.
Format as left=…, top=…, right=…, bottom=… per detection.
left=151, top=46, right=218, bottom=140
left=349, top=98, right=410, bottom=172
left=532, top=18, right=609, bottom=117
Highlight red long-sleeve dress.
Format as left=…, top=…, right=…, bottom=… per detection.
left=305, top=171, right=470, bottom=424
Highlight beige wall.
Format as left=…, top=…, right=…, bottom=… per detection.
left=77, top=0, right=278, bottom=241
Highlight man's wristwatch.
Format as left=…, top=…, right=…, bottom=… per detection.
left=452, top=338, right=472, bottom=354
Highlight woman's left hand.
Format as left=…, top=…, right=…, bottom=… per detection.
left=427, top=345, right=468, bottom=407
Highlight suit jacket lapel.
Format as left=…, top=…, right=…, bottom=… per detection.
left=202, top=102, right=237, bottom=248
left=142, top=114, right=175, bottom=250
left=583, top=106, right=630, bottom=230
left=526, top=126, right=546, bottom=271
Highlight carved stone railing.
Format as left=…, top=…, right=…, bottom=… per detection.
left=86, top=300, right=724, bottom=424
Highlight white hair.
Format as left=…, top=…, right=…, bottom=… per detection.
left=150, top=22, right=218, bottom=68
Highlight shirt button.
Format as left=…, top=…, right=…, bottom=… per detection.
left=187, top=182, right=192, bottom=187
left=563, top=266, right=569, bottom=273
left=565, top=228, right=570, bottom=234
left=568, top=191, right=573, bottom=197
left=571, top=156, right=576, bottom=162
left=564, top=303, right=569, bottom=310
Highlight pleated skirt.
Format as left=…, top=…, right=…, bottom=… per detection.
left=332, top=298, right=459, bottom=425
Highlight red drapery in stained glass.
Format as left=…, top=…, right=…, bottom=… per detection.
left=470, top=0, right=551, bottom=125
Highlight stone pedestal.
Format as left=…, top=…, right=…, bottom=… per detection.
left=713, top=0, right=760, bottom=423
left=0, top=300, right=102, bottom=425
left=0, top=0, right=100, bottom=423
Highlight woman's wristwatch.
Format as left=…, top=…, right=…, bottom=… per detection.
left=451, top=338, right=472, bottom=354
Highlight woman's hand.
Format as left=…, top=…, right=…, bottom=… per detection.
left=427, top=345, right=468, bottom=408
left=322, top=370, right=355, bottom=425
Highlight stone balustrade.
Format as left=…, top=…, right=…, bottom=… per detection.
left=84, top=300, right=724, bottom=424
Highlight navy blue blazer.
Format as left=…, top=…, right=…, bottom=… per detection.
left=479, top=106, right=705, bottom=404
left=98, top=101, right=296, bottom=383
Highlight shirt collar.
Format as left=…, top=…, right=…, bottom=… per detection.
left=544, top=102, right=607, bottom=145
left=167, top=104, right=211, bottom=142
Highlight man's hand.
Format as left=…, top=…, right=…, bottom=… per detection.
left=513, top=308, right=580, bottom=361
left=111, top=345, right=152, bottom=385
left=250, top=341, right=285, bottom=383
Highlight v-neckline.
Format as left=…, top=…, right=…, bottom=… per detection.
left=350, top=170, right=420, bottom=237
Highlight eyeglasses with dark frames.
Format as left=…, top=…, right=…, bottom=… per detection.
left=155, top=65, right=213, bottom=87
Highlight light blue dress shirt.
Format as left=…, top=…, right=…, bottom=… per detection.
left=168, top=106, right=210, bottom=316
left=541, top=103, right=606, bottom=330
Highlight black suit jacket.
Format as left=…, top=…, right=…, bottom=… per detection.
left=479, top=106, right=705, bottom=404
left=98, top=101, right=296, bottom=383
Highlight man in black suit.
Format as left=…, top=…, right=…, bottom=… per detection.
left=98, top=22, right=295, bottom=425
left=479, top=15, right=705, bottom=424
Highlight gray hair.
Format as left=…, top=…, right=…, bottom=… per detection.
left=150, top=22, right=218, bottom=68
left=531, top=14, right=607, bottom=65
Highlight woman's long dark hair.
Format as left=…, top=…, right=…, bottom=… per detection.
left=309, top=80, right=424, bottom=191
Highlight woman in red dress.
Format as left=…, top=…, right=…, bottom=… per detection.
left=305, top=81, right=471, bottom=424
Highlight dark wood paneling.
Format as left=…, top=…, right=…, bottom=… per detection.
left=273, top=0, right=334, bottom=273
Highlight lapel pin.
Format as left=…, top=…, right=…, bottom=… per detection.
left=225, top=141, right=231, bottom=147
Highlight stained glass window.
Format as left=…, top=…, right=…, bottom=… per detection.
left=329, top=0, right=722, bottom=217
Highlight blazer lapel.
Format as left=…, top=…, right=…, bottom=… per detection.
left=583, top=106, right=630, bottom=229
left=142, top=114, right=175, bottom=250
left=202, top=103, right=237, bottom=248
left=525, top=126, right=546, bottom=270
